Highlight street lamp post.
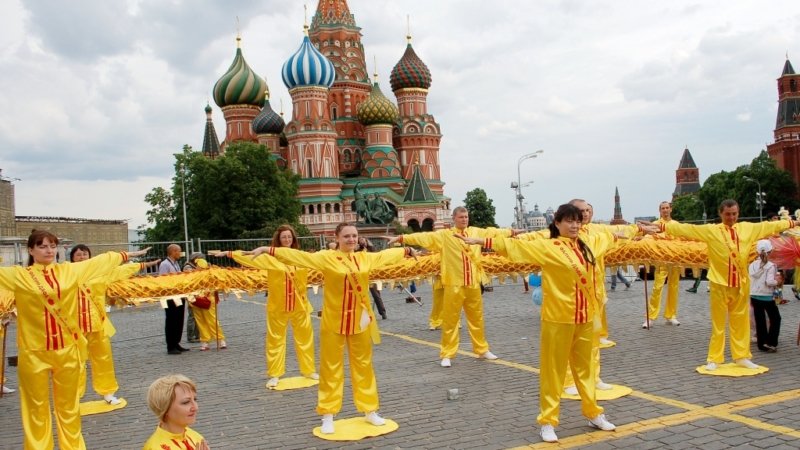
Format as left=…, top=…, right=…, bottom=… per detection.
left=180, top=161, right=190, bottom=248
left=743, top=176, right=765, bottom=221
left=515, top=150, right=543, bottom=229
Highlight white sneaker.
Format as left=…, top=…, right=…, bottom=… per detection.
left=564, top=385, right=578, bottom=395
left=540, top=424, right=558, bottom=442
left=588, top=414, right=616, bottom=431
left=365, top=411, right=386, bottom=426
left=479, top=351, right=498, bottom=360
left=596, top=381, right=613, bottom=390
left=440, top=358, right=452, bottom=368
left=321, top=414, right=334, bottom=434
left=2, top=385, right=15, bottom=394
left=666, top=318, right=680, bottom=326
left=705, top=362, right=718, bottom=371
left=642, top=320, right=652, bottom=329
left=307, top=372, right=319, bottom=380
left=103, top=394, right=121, bottom=405
left=735, top=358, right=759, bottom=369
left=267, top=377, right=279, bottom=388
left=599, top=338, right=613, bottom=345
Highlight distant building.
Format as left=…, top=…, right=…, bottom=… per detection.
left=673, top=147, right=701, bottom=198
left=767, top=57, right=800, bottom=190
left=610, top=186, right=627, bottom=225
left=521, top=204, right=548, bottom=230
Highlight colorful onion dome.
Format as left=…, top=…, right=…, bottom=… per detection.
left=213, top=37, right=267, bottom=107
left=252, top=86, right=285, bottom=135
left=282, top=28, right=335, bottom=89
left=390, top=37, right=432, bottom=91
left=357, top=79, right=399, bottom=126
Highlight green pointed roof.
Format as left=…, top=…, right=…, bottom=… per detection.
left=202, top=103, right=220, bottom=158
left=402, top=163, right=436, bottom=203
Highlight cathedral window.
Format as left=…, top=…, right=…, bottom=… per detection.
left=334, top=40, right=340, bottom=47
left=334, top=203, right=341, bottom=213
left=791, top=79, right=797, bottom=92
left=332, top=106, right=338, bottom=120
left=306, top=159, right=313, bottom=177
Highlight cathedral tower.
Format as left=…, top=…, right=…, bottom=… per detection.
left=673, top=147, right=701, bottom=198
left=767, top=57, right=800, bottom=189
left=212, top=35, right=266, bottom=150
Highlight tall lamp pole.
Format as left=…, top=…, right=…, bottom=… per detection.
left=743, top=176, right=764, bottom=221
left=515, top=150, right=543, bottom=229
left=180, top=161, right=190, bottom=247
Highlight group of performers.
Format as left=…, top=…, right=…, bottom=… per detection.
left=1, top=195, right=799, bottom=447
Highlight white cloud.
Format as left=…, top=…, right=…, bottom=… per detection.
left=1, top=0, right=799, bottom=230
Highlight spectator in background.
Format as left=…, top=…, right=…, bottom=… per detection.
left=359, top=237, right=387, bottom=320
left=158, top=244, right=189, bottom=355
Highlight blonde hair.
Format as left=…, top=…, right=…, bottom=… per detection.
left=147, top=374, right=197, bottom=422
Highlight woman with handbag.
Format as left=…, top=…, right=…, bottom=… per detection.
left=184, top=253, right=226, bottom=351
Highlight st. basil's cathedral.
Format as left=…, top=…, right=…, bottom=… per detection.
left=202, top=0, right=451, bottom=235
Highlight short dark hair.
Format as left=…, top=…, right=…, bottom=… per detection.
left=69, top=244, right=92, bottom=262
left=718, top=199, right=738, bottom=213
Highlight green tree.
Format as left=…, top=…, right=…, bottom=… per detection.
left=673, top=150, right=799, bottom=223
left=140, top=142, right=303, bottom=241
left=464, top=188, right=497, bottom=228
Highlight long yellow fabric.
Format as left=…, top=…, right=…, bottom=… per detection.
left=0, top=252, right=127, bottom=450
left=232, top=251, right=315, bottom=377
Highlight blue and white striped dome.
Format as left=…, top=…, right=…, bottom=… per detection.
left=282, top=35, right=335, bottom=89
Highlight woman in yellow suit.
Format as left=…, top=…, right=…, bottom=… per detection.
left=70, top=245, right=159, bottom=405
left=459, top=204, right=622, bottom=443
left=183, top=253, right=227, bottom=351
left=0, top=230, right=149, bottom=450
left=216, top=224, right=317, bottom=387
left=251, top=222, right=414, bottom=434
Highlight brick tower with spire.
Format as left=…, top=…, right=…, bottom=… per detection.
left=673, top=147, right=701, bottom=198
left=767, top=57, right=800, bottom=189
left=610, top=186, right=627, bottom=225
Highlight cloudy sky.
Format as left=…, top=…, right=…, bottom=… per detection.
left=1, top=0, right=797, bottom=231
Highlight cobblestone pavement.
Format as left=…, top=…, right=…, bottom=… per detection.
left=2, top=279, right=800, bottom=449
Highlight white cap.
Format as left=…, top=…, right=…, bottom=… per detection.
left=756, top=239, right=773, bottom=254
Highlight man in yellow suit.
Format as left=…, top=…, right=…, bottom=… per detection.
left=661, top=199, right=798, bottom=369
left=644, top=201, right=682, bottom=328
left=388, top=206, right=514, bottom=367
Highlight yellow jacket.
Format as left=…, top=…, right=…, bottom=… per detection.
left=486, top=232, right=618, bottom=324
left=663, top=220, right=791, bottom=288
left=231, top=251, right=312, bottom=313
left=142, top=426, right=204, bottom=450
left=401, top=227, right=513, bottom=287
left=0, top=252, right=127, bottom=351
left=268, top=247, right=407, bottom=335
left=79, top=263, right=144, bottom=336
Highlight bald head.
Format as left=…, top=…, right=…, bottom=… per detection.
left=167, top=244, right=182, bottom=260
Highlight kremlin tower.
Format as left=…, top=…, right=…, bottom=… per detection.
left=205, top=1, right=450, bottom=235
left=767, top=57, right=800, bottom=189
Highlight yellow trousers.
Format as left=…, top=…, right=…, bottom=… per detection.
left=564, top=315, right=603, bottom=387
left=19, top=344, right=86, bottom=450
left=79, top=331, right=118, bottom=398
left=440, top=286, right=489, bottom=359
left=428, top=286, right=444, bottom=329
left=538, top=321, right=602, bottom=426
left=707, top=282, right=752, bottom=363
left=648, top=266, right=681, bottom=320
left=596, top=300, right=609, bottom=340
left=192, top=302, right=226, bottom=343
left=316, top=328, right=378, bottom=415
left=266, top=307, right=316, bottom=378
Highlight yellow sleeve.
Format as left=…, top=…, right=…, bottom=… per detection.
left=664, top=221, right=714, bottom=241
left=473, top=226, right=514, bottom=238
left=232, top=250, right=285, bottom=271
left=401, top=231, right=442, bottom=251
left=0, top=267, right=16, bottom=292
left=72, top=252, right=126, bottom=283
left=739, top=219, right=792, bottom=242
left=365, top=247, right=407, bottom=268
left=489, top=237, right=548, bottom=264
left=270, top=247, right=325, bottom=271
left=517, top=229, right=550, bottom=241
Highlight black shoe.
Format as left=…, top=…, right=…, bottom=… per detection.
left=167, top=349, right=182, bottom=355
left=381, top=313, right=387, bottom=320
left=177, top=345, right=190, bottom=352
left=686, top=288, right=697, bottom=293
